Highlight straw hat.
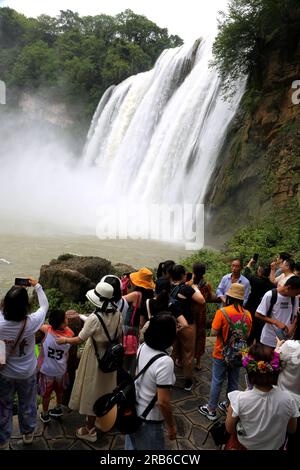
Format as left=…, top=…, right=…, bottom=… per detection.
left=225, top=283, right=245, bottom=301
left=95, top=404, right=117, bottom=433
left=130, top=267, right=155, bottom=290
left=86, top=282, right=114, bottom=308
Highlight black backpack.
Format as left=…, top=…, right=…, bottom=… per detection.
left=92, top=311, right=124, bottom=373
left=94, top=350, right=166, bottom=434
left=169, top=284, right=182, bottom=315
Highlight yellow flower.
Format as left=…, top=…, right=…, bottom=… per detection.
left=257, top=361, right=267, bottom=372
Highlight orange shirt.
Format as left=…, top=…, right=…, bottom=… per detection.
left=212, top=305, right=252, bottom=360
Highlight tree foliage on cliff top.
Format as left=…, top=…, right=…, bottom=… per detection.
left=0, top=7, right=183, bottom=120
left=212, top=0, right=300, bottom=96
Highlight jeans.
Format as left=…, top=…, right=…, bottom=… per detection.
left=0, top=373, right=37, bottom=445
left=208, top=358, right=240, bottom=411
left=125, top=420, right=165, bottom=450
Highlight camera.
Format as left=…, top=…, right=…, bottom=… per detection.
left=15, top=278, right=31, bottom=287
left=253, top=253, right=259, bottom=263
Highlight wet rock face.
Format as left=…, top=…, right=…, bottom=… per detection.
left=205, top=29, right=300, bottom=243
left=39, top=255, right=115, bottom=303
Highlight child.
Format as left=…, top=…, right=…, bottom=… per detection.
left=225, top=343, right=299, bottom=450
left=37, top=310, right=74, bottom=423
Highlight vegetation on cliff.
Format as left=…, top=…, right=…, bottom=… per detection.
left=212, top=0, right=300, bottom=96
left=0, top=7, right=182, bottom=119
left=206, top=0, right=300, bottom=245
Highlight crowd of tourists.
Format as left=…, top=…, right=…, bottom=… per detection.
left=0, top=252, right=299, bottom=451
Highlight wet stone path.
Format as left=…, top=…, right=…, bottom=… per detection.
left=9, top=339, right=245, bottom=451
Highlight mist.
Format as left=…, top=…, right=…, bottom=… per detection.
left=0, top=109, right=103, bottom=236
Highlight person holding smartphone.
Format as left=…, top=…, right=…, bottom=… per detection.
left=255, top=276, right=300, bottom=351
left=0, top=277, right=49, bottom=449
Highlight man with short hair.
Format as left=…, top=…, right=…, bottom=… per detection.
left=216, top=259, right=250, bottom=306
left=270, top=259, right=296, bottom=287
left=275, top=252, right=291, bottom=277
left=255, top=276, right=300, bottom=350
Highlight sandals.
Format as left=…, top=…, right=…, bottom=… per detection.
left=76, top=426, right=97, bottom=442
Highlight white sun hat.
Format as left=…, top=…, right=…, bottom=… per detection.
left=86, top=282, right=114, bottom=308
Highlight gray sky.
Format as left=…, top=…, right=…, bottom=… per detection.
left=0, top=0, right=229, bottom=43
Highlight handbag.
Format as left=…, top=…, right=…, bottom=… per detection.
left=202, top=419, right=230, bottom=448
left=123, top=293, right=141, bottom=356
left=0, top=318, right=27, bottom=370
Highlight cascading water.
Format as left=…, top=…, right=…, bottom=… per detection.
left=83, top=37, right=245, bottom=245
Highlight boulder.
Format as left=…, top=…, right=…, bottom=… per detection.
left=39, top=255, right=115, bottom=303
left=113, top=263, right=136, bottom=278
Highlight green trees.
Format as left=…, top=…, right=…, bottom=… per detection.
left=211, top=0, right=300, bottom=95
left=0, top=7, right=183, bottom=120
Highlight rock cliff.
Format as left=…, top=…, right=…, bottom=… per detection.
left=205, top=24, right=300, bottom=244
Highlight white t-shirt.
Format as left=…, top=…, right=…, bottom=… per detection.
left=0, top=284, right=49, bottom=379
left=228, top=387, right=299, bottom=450
left=277, top=340, right=300, bottom=407
left=40, top=327, right=72, bottom=377
left=257, top=290, right=299, bottom=347
left=135, top=343, right=175, bottom=422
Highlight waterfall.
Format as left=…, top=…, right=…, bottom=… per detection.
left=83, top=38, right=246, bottom=245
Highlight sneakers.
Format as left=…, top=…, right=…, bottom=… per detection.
left=184, top=379, right=193, bottom=391
left=40, top=412, right=51, bottom=424
left=76, top=427, right=97, bottom=443
left=49, top=407, right=63, bottom=418
left=198, top=405, right=217, bottom=421
left=218, top=401, right=228, bottom=415
left=22, top=433, right=34, bottom=445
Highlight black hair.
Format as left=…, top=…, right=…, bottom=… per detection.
left=285, top=275, right=300, bottom=290
left=144, top=313, right=177, bottom=350
left=283, top=259, right=295, bottom=272
left=134, top=286, right=154, bottom=299
left=225, top=295, right=244, bottom=311
left=232, top=258, right=242, bottom=267
left=103, top=276, right=122, bottom=302
left=295, top=262, right=300, bottom=272
left=49, top=309, right=66, bottom=330
left=157, top=260, right=175, bottom=279
left=192, top=263, right=206, bottom=285
left=279, top=252, right=291, bottom=261
left=247, top=343, right=279, bottom=387
left=149, top=290, right=170, bottom=316
left=259, top=264, right=271, bottom=279
left=1, top=286, right=30, bottom=322
left=170, top=265, right=186, bottom=282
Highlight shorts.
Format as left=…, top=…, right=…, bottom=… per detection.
left=37, top=372, right=69, bottom=400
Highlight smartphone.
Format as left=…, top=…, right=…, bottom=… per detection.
left=15, top=278, right=31, bottom=287
left=253, top=253, right=259, bottom=263
left=273, top=326, right=289, bottom=341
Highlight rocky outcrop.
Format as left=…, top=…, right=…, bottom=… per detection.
left=205, top=24, right=300, bottom=244
left=39, top=255, right=115, bottom=303
left=39, top=255, right=136, bottom=303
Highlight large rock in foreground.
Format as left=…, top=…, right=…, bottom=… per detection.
left=39, top=255, right=116, bottom=303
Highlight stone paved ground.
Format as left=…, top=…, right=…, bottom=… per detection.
left=9, top=338, right=246, bottom=451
